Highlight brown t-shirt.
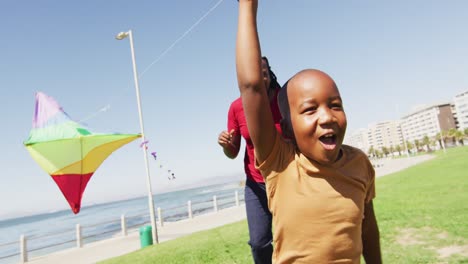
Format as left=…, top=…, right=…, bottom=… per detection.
left=257, top=133, right=375, bottom=264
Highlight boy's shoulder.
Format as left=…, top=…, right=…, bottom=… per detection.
left=339, top=145, right=374, bottom=177
left=341, top=144, right=370, bottom=161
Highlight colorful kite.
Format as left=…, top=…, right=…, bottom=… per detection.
left=24, top=92, right=140, bottom=214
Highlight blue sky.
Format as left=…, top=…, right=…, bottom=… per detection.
left=1, top=0, right=467, bottom=219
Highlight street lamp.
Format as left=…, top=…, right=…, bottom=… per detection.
left=115, top=30, right=159, bottom=244
left=400, top=124, right=411, bottom=158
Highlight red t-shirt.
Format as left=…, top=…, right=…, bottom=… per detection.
left=227, top=90, right=282, bottom=183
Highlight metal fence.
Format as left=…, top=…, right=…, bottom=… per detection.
left=0, top=190, right=245, bottom=264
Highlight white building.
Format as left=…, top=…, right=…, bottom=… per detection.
left=367, top=121, right=404, bottom=150
left=346, top=121, right=405, bottom=154
left=453, top=90, right=468, bottom=131
left=344, top=128, right=370, bottom=153
left=400, top=103, right=456, bottom=143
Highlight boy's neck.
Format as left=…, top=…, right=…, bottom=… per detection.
left=300, top=148, right=344, bottom=167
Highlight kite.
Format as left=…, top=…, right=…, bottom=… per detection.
left=24, top=92, right=141, bottom=214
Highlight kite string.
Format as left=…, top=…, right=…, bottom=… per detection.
left=143, top=142, right=176, bottom=180
left=78, top=104, right=111, bottom=123
left=138, top=0, right=225, bottom=79
left=77, top=0, right=225, bottom=123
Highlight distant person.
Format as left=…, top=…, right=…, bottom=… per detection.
left=234, top=0, right=382, bottom=263
left=218, top=56, right=282, bottom=264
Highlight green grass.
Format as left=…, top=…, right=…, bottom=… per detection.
left=101, top=220, right=251, bottom=264
left=376, top=146, right=468, bottom=263
left=101, top=147, right=468, bottom=264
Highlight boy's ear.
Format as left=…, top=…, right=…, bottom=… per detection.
left=280, top=119, right=294, bottom=141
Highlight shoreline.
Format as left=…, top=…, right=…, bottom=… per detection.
left=0, top=179, right=244, bottom=223
left=25, top=154, right=434, bottom=264
left=28, top=205, right=247, bottom=264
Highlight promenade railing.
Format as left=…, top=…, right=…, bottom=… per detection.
left=0, top=190, right=245, bottom=264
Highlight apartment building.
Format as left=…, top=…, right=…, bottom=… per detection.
left=400, top=103, right=456, bottom=143
left=347, top=92, right=464, bottom=153
left=344, top=128, right=370, bottom=153
left=345, top=121, right=404, bottom=153
left=367, top=121, right=404, bottom=150
left=453, top=90, right=468, bottom=130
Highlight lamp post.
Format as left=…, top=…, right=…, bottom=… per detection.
left=400, top=125, right=411, bottom=158
left=115, top=30, right=159, bottom=244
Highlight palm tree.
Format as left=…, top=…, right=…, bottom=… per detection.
left=389, top=145, right=395, bottom=157
left=431, top=139, right=437, bottom=149
left=368, top=146, right=376, bottom=158
left=435, top=132, right=443, bottom=150
left=435, top=131, right=449, bottom=153
left=422, top=135, right=431, bottom=152
left=381, top=146, right=389, bottom=157
left=395, top=144, right=402, bottom=156
left=455, top=130, right=464, bottom=146
left=414, top=139, right=421, bottom=153
left=448, top=128, right=457, bottom=146
left=464, top=128, right=468, bottom=145
left=406, top=141, right=414, bottom=154
left=375, top=149, right=382, bottom=159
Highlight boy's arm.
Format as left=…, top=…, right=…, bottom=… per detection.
left=362, top=201, right=382, bottom=264
left=236, top=0, right=277, bottom=163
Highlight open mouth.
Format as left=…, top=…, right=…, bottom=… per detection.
left=319, top=133, right=337, bottom=151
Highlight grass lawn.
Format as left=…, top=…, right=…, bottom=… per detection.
left=376, top=147, right=468, bottom=263
left=101, top=220, right=251, bottom=264
left=101, top=147, right=468, bottom=264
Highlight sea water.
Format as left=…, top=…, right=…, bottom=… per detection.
left=0, top=181, right=245, bottom=264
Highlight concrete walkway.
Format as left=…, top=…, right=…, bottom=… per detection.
left=28, top=205, right=247, bottom=264
left=373, top=154, right=435, bottom=178
left=26, top=155, right=435, bottom=264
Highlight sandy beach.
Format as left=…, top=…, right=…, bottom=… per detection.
left=27, top=154, right=434, bottom=264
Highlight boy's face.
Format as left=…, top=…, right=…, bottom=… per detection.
left=287, top=70, right=347, bottom=165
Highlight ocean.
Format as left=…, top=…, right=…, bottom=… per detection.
left=0, top=180, right=245, bottom=264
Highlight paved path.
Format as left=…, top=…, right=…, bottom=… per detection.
left=26, top=155, right=435, bottom=264
left=373, top=154, right=435, bottom=178
left=28, top=205, right=247, bottom=264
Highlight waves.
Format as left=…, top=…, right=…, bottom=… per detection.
left=0, top=181, right=244, bottom=264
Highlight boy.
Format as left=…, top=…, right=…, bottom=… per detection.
left=235, top=0, right=382, bottom=263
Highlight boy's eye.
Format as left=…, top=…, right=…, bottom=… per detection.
left=331, top=103, right=343, bottom=110
left=302, top=106, right=317, bottom=114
